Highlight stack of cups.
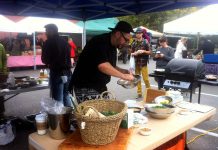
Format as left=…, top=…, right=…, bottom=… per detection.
left=35, top=114, right=47, bottom=135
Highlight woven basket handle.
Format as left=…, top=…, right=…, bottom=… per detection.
left=82, top=106, right=100, bottom=117
left=100, top=91, right=116, bottom=100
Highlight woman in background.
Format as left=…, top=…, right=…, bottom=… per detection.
left=153, top=36, right=174, bottom=89
left=175, top=37, right=187, bottom=59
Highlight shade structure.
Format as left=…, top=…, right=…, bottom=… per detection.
left=0, top=15, right=17, bottom=32
left=15, top=16, right=83, bottom=33
left=134, top=26, right=163, bottom=37
left=77, top=18, right=119, bottom=35
left=163, top=4, right=218, bottom=35
left=0, top=1, right=217, bottom=21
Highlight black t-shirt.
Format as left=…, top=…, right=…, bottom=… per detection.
left=41, top=36, right=71, bottom=73
left=70, top=33, right=117, bottom=92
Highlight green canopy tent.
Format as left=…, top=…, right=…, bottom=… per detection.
left=76, top=18, right=119, bottom=36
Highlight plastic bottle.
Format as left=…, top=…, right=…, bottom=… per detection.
left=44, top=69, right=48, bottom=77
left=40, top=69, right=44, bottom=77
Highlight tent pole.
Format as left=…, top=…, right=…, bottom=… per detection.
left=82, top=21, right=86, bottom=49
left=196, top=32, right=200, bottom=50
left=33, top=32, right=36, bottom=70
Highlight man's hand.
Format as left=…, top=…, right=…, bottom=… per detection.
left=122, top=74, right=134, bottom=81
left=131, top=50, right=144, bottom=56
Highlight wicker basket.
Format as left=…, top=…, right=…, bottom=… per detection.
left=74, top=98, right=127, bottom=145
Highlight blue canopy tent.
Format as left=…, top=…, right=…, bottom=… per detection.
left=0, top=0, right=217, bottom=51
left=0, top=0, right=216, bottom=20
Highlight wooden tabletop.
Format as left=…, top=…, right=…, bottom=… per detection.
left=29, top=106, right=216, bottom=150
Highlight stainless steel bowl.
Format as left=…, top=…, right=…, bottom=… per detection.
left=146, top=104, right=175, bottom=114
left=146, top=108, right=174, bottom=119
left=117, top=75, right=141, bottom=89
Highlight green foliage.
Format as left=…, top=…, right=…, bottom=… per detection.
left=118, top=7, right=199, bottom=32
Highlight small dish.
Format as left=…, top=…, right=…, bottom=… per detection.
left=138, top=127, right=152, bottom=136
left=205, top=74, right=217, bottom=81
left=154, top=96, right=173, bottom=105
left=128, top=107, right=141, bottom=113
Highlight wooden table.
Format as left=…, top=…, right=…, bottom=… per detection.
left=28, top=104, right=216, bottom=150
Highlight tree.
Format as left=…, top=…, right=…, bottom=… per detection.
left=118, top=7, right=199, bottom=32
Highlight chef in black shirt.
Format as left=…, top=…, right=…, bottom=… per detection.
left=69, top=21, right=134, bottom=103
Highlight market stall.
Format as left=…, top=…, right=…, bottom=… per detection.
left=0, top=15, right=83, bottom=69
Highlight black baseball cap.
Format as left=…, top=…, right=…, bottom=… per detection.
left=108, top=21, right=134, bottom=33
left=44, top=23, right=58, bottom=32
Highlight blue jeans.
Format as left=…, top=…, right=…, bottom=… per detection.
left=49, top=70, right=72, bottom=106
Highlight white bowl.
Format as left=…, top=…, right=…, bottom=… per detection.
left=138, top=127, right=152, bottom=136
left=154, top=96, right=173, bottom=105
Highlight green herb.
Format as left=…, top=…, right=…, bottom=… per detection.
left=101, top=110, right=118, bottom=116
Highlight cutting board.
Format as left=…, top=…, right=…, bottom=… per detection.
left=58, top=128, right=132, bottom=150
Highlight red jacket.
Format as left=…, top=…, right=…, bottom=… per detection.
left=68, top=41, right=76, bottom=58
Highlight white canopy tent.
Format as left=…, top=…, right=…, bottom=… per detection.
left=15, top=16, right=83, bottom=33
left=16, top=17, right=83, bottom=70
left=134, top=26, right=163, bottom=37
left=0, top=15, right=17, bottom=32
left=0, top=16, right=83, bottom=70
left=163, top=4, right=218, bottom=35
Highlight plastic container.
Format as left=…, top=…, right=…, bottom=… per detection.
left=35, top=114, right=47, bottom=135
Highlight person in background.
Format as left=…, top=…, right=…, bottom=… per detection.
left=0, top=43, right=7, bottom=75
left=142, top=28, right=151, bottom=44
left=68, top=38, right=77, bottom=66
left=41, top=24, right=72, bottom=106
left=69, top=21, right=134, bottom=103
left=175, top=37, right=187, bottom=59
left=153, top=36, right=174, bottom=89
left=131, top=27, right=151, bottom=98
left=0, top=43, right=8, bottom=117
left=119, top=43, right=130, bottom=64
left=193, top=37, right=215, bottom=56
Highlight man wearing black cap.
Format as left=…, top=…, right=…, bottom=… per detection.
left=131, top=27, right=151, bottom=98
left=69, top=21, right=134, bottom=103
left=41, top=24, right=72, bottom=106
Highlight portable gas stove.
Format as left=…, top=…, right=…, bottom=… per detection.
left=163, top=79, right=191, bottom=90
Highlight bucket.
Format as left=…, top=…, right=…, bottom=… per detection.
left=47, top=107, right=72, bottom=139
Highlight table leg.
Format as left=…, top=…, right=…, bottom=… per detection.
left=190, top=88, right=193, bottom=103
left=198, top=83, right=201, bottom=104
